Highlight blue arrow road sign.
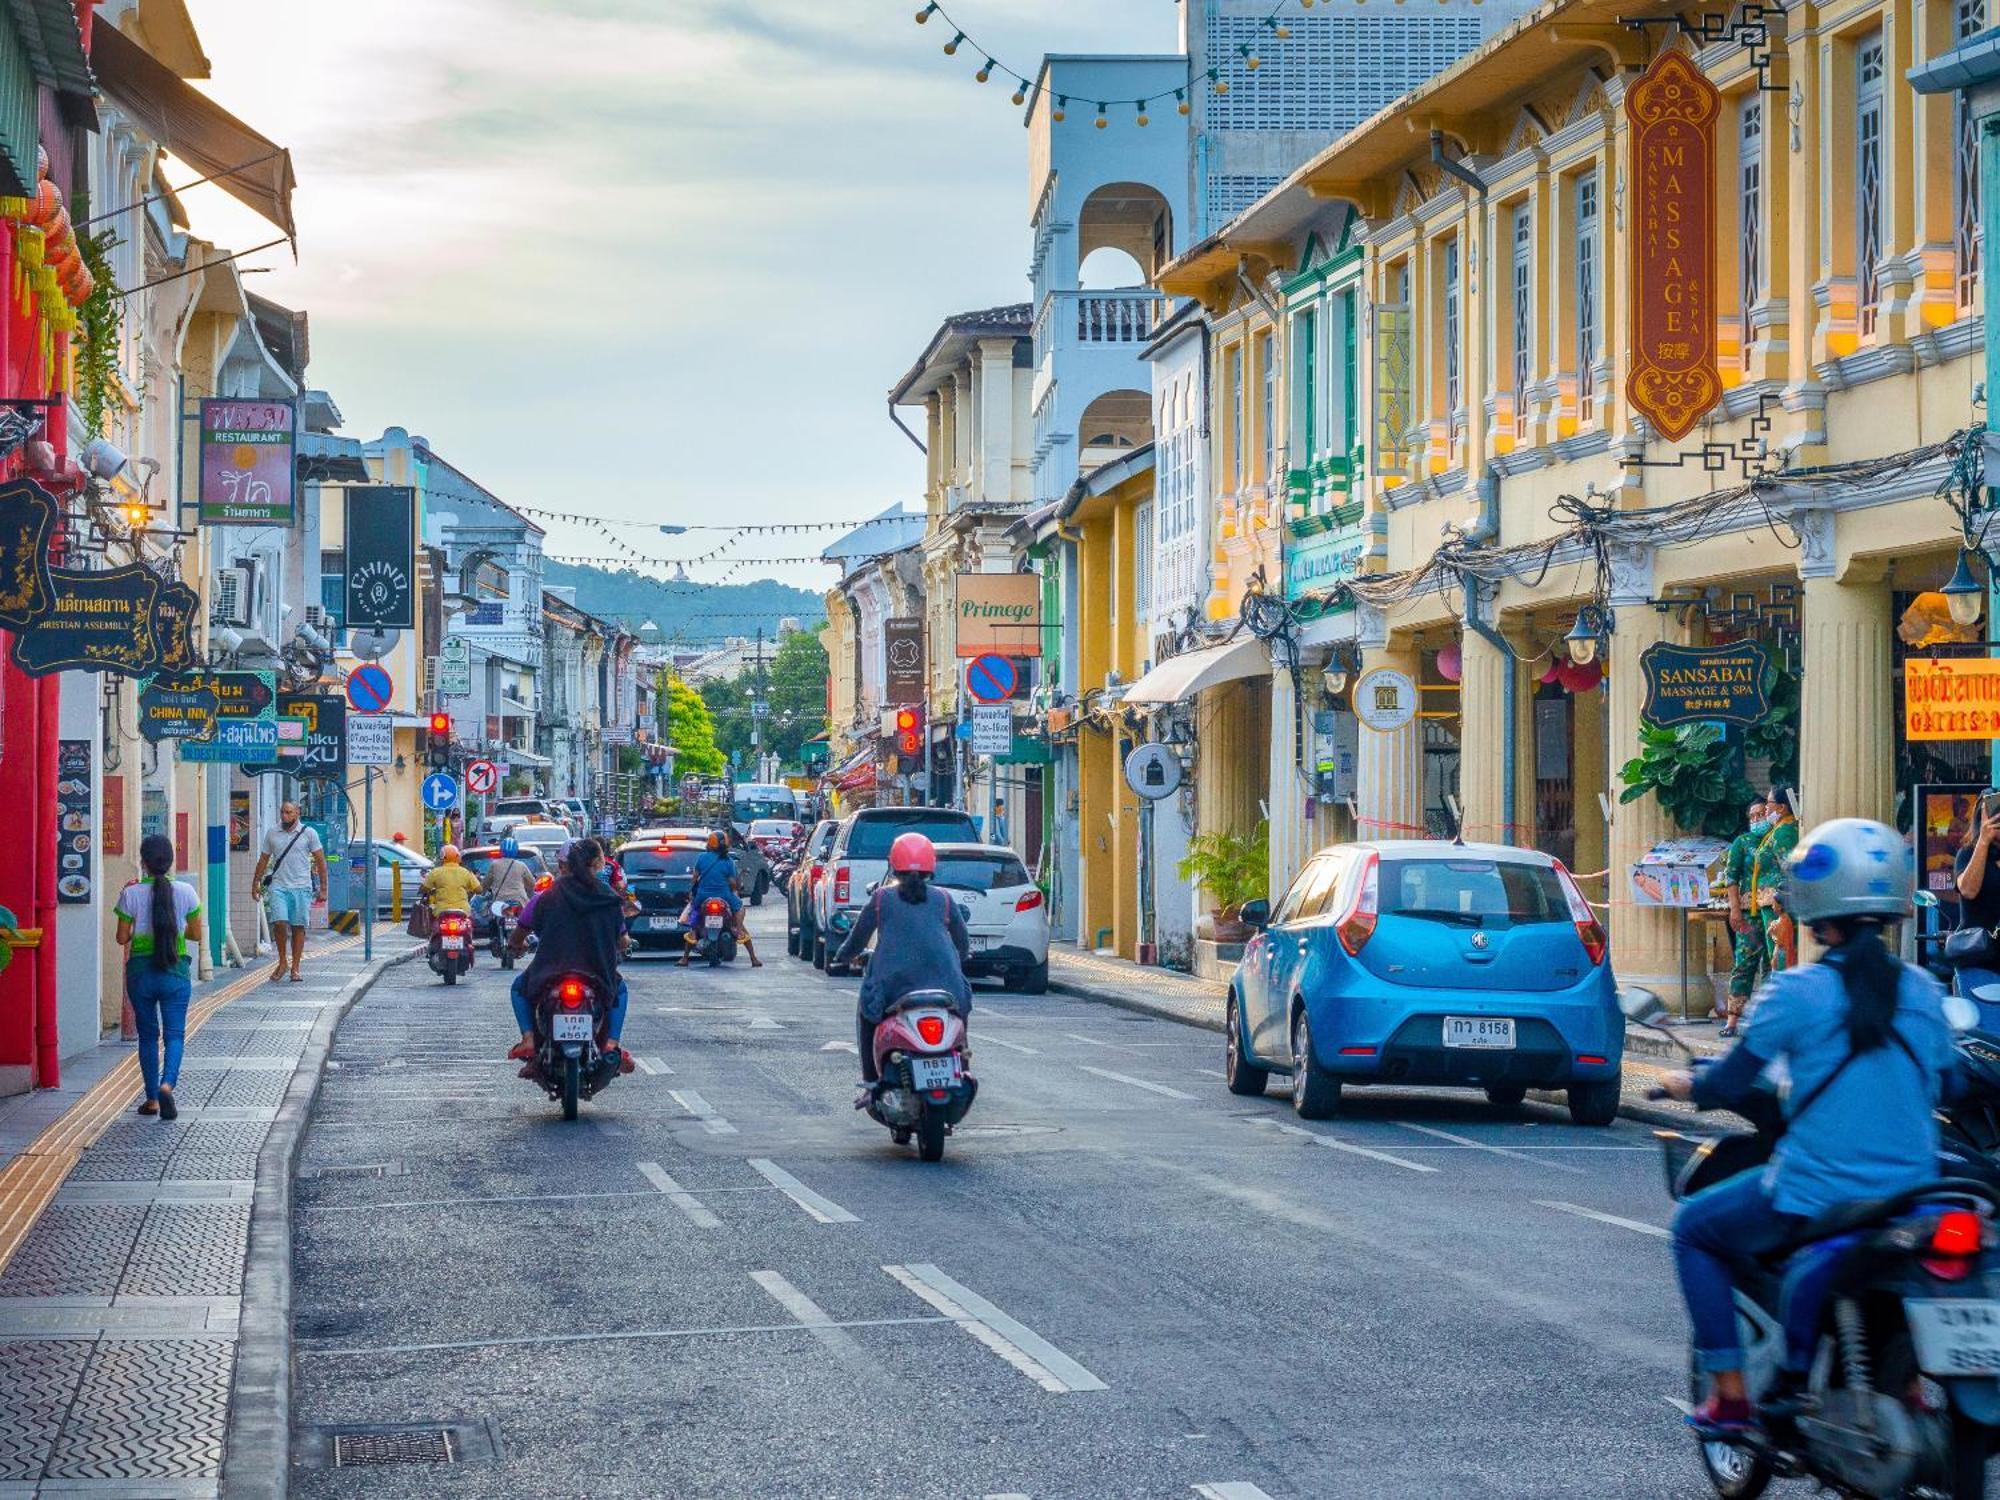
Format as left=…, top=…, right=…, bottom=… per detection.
left=345, top=662, right=393, bottom=714
left=421, top=772, right=460, bottom=812
left=965, top=654, right=1018, bottom=704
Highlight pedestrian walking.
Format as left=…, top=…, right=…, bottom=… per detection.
left=250, top=800, right=328, bottom=983
left=1755, top=786, right=1801, bottom=976
left=113, top=834, right=202, bottom=1120
left=1719, top=797, right=1769, bottom=1034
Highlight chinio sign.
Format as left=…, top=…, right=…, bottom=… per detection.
left=1907, top=657, right=2000, bottom=740
left=1639, top=640, right=1771, bottom=728
left=955, top=573, right=1041, bottom=658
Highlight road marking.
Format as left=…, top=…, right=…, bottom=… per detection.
left=747, top=1158, right=859, bottom=1224
left=637, top=1162, right=721, bottom=1229
left=820, top=1040, right=858, bottom=1054
left=750, top=1270, right=868, bottom=1371
left=669, top=1089, right=738, bottom=1135
left=300, top=1314, right=955, bottom=1359
left=1537, top=1200, right=1670, bottom=1239
left=1194, top=1068, right=1227, bottom=1079
left=884, top=1262, right=1107, bottom=1394
left=1393, top=1122, right=1584, bottom=1174
left=1194, top=1485, right=1277, bottom=1499
left=971, top=1031, right=1039, bottom=1055
left=1065, top=1032, right=1125, bottom=1050
left=632, top=1055, right=673, bottom=1075
left=1265, top=1120, right=1438, bottom=1174
left=748, top=1015, right=782, bottom=1030
left=1078, top=1065, right=1195, bottom=1100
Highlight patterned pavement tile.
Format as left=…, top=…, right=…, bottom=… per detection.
left=43, top=1337, right=233, bottom=1480
left=120, top=1204, right=250, bottom=1298
left=0, top=1340, right=91, bottom=1480
left=0, top=1205, right=144, bottom=1297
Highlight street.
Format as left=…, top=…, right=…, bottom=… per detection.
left=289, top=906, right=1701, bottom=1499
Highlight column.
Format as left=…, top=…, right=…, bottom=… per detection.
left=1796, top=513, right=1894, bottom=826
left=1457, top=586, right=1514, bottom=844
left=1354, top=607, right=1424, bottom=839
left=1605, top=544, right=1686, bottom=994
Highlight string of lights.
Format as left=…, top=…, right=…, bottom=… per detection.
left=513, top=504, right=895, bottom=535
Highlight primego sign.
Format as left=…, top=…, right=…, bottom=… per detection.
left=955, top=573, right=1041, bottom=658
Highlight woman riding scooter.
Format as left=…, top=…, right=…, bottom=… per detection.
left=678, top=831, right=762, bottom=968
left=506, top=839, right=633, bottom=1074
left=1658, top=817, right=1958, bottom=1435
left=833, top=831, right=971, bottom=1109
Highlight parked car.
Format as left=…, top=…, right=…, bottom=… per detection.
left=1226, top=840, right=1621, bottom=1125
left=351, top=839, right=433, bottom=915
left=557, top=797, right=594, bottom=836
left=786, top=818, right=839, bottom=960
left=619, top=841, right=706, bottom=952
left=929, top=842, right=1049, bottom=993
left=811, top=808, right=980, bottom=972
left=476, top=812, right=533, bottom=842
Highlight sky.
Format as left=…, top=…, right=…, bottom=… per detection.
left=175, top=0, right=1175, bottom=589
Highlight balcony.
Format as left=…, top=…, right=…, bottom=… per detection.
left=1033, top=289, right=1168, bottom=363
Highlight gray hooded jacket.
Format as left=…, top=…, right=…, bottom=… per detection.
left=837, top=881, right=972, bottom=1023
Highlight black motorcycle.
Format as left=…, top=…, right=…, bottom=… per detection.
left=526, top=970, right=619, bottom=1121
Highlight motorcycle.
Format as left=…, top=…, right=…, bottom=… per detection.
left=427, top=908, right=474, bottom=985
left=862, top=989, right=978, bottom=1162
left=689, top=896, right=737, bottom=967
left=526, top=970, right=619, bottom=1120
left=486, top=897, right=526, bottom=969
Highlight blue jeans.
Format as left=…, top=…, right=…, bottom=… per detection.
left=128, top=961, right=191, bottom=1101
left=1672, top=1171, right=1807, bottom=1373
left=510, top=974, right=628, bottom=1044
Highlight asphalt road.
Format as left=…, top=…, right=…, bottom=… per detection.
left=287, top=905, right=1713, bottom=1499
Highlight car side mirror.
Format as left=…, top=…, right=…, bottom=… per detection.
left=1240, top=899, right=1270, bottom=929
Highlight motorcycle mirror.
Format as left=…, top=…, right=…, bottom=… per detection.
left=1915, top=889, right=1941, bottom=909
left=1617, top=985, right=1669, bottom=1025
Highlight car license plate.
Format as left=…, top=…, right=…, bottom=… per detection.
left=910, top=1054, right=961, bottom=1090
left=439, top=936, right=464, bottom=952
left=550, top=1013, right=592, bottom=1043
left=1909, top=1299, right=2000, bottom=1374
left=1443, top=1016, right=1515, bottom=1049
left=641, top=916, right=670, bottom=932
left=970, top=935, right=997, bottom=951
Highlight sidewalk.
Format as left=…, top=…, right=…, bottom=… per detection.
left=0, top=932, right=413, bottom=1499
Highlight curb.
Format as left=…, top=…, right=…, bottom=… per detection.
left=220, top=945, right=418, bottom=1500
left=1048, top=976, right=1224, bottom=1034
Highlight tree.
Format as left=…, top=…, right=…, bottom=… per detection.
left=700, top=675, right=752, bottom=768
left=658, top=670, right=724, bottom=778
left=764, top=625, right=830, bottom=766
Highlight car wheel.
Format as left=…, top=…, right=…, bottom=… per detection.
left=1289, top=1007, right=1340, bottom=1120
left=751, top=874, right=766, bottom=908
left=797, top=919, right=816, bottom=963
left=1567, top=1075, right=1621, bottom=1127
left=786, top=921, right=800, bottom=957
left=1224, top=995, right=1269, bottom=1097
left=1003, top=959, right=1049, bottom=995
left=813, top=931, right=827, bottom=971
left=1485, top=1084, right=1526, bottom=1113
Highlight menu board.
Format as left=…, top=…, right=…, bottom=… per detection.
left=1629, top=835, right=1730, bottom=908
left=54, top=740, right=91, bottom=903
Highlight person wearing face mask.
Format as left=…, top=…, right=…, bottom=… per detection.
left=1951, top=788, right=2000, bottom=1024
left=1720, top=797, right=1770, bottom=1034
left=1753, top=786, right=1802, bottom=978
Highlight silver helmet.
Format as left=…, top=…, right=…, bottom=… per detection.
left=1780, top=817, right=1914, bottom=926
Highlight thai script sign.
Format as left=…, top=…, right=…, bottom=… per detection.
left=1625, top=51, right=1722, bottom=442
left=245, top=693, right=346, bottom=780
left=180, top=717, right=283, bottom=764
left=1907, top=657, right=2000, bottom=740
left=0, top=477, right=58, bottom=628
left=139, top=670, right=277, bottom=743
left=1639, top=640, right=1772, bottom=727
left=199, top=399, right=296, bottom=525
left=151, top=581, right=200, bottom=675
left=955, top=573, right=1042, bottom=658
left=884, top=617, right=924, bottom=704
left=9, top=564, right=162, bottom=678
left=344, top=486, right=415, bottom=629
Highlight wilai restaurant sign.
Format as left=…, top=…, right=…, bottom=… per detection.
left=1640, top=640, right=1772, bottom=727
left=955, top=572, right=1042, bottom=659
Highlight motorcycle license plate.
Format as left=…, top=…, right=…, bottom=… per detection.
left=1908, top=1299, right=2000, bottom=1374
left=1443, top=1016, right=1514, bottom=1049
left=440, top=936, right=465, bottom=952
left=550, top=1013, right=592, bottom=1043
left=640, top=916, right=671, bottom=932
left=910, top=1055, right=961, bottom=1091
left=704, top=916, right=724, bottom=932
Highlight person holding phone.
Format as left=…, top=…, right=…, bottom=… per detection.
left=1952, top=788, right=2000, bottom=1021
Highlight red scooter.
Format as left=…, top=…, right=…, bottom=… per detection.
left=427, top=908, right=474, bottom=985
left=862, top=990, right=978, bottom=1162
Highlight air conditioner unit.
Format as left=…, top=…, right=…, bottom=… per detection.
left=422, top=656, right=438, bottom=695
left=211, top=564, right=254, bottom=629
left=303, top=603, right=330, bottom=632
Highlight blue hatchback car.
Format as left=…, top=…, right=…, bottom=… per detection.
left=1226, top=840, right=1623, bottom=1125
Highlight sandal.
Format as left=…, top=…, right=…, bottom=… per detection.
left=1685, top=1394, right=1754, bottom=1437
left=506, top=1040, right=536, bottom=1061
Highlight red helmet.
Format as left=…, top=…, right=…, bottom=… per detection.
left=888, top=831, right=937, bottom=874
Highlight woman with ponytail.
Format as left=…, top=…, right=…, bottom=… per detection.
left=113, top=834, right=203, bottom=1120
left=1658, top=818, right=1955, bottom=1435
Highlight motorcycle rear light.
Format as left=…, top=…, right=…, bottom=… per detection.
left=1015, top=889, right=1044, bottom=912
left=1934, top=1210, right=1983, bottom=1256
left=1337, top=853, right=1379, bottom=956
left=916, top=1015, right=946, bottom=1046
left=704, top=898, right=725, bottom=915
left=834, top=866, right=850, bottom=903
left=1554, top=862, right=1608, bottom=966
left=559, top=979, right=585, bottom=1009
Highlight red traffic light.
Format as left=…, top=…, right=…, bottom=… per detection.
left=894, top=708, right=919, bottom=734
left=428, top=712, right=450, bottom=737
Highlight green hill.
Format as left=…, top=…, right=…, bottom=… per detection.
left=540, top=562, right=825, bottom=644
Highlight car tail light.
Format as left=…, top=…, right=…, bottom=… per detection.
left=916, top=1015, right=946, bottom=1046
left=1015, top=889, right=1044, bottom=912
left=809, top=862, right=825, bottom=887
left=1339, top=1045, right=1377, bottom=1057
left=558, top=978, right=585, bottom=1009
left=1554, top=862, right=1608, bottom=966
left=1577, top=1054, right=1608, bottom=1067
left=1923, top=1209, right=1987, bottom=1280
left=834, top=866, right=850, bottom=903
left=1336, top=852, right=1379, bottom=956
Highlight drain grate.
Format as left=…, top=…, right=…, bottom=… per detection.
left=302, top=1161, right=403, bottom=1180
left=333, top=1428, right=452, bottom=1467
left=298, top=1417, right=500, bottom=1471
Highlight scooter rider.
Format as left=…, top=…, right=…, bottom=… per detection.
left=485, top=836, right=534, bottom=908
left=1657, top=817, right=1956, bottom=1435
left=833, top=831, right=971, bottom=1109
left=505, top=839, right=634, bottom=1074
left=420, top=844, right=481, bottom=918
left=678, top=830, right=762, bottom=968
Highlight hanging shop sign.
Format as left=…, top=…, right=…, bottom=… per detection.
left=1625, top=50, right=1722, bottom=443
left=1906, top=657, right=2000, bottom=741
left=244, top=693, right=345, bottom=779
left=344, top=485, right=416, bottom=629
left=54, top=739, right=91, bottom=903
left=1352, top=668, right=1417, bottom=733
left=1916, top=783, right=1990, bottom=894
left=138, top=669, right=277, bottom=743
left=199, top=399, right=297, bottom=525
left=1124, top=742, right=1184, bottom=801
left=437, top=635, right=473, bottom=696
left=0, top=476, right=58, bottom=628
left=955, top=573, right=1042, bottom=658
left=1639, top=640, right=1771, bottom=728
left=884, top=617, right=925, bottom=705
left=180, top=717, right=283, bottom=765
left=151, top=580, right=200, bottom=675
left=8, top=564, right=161, bottom=678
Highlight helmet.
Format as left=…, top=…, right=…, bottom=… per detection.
left=500, top=836, right=519, bottom=858
left=1780, top=817, right=1914, bottom=926
left=888, top=831, right=937, bottom=875
left=706, top=831, right=725, bottom=852
left=440, top=843, right=461, bottom=864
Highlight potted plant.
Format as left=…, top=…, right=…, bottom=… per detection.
left=1178, top=821, right=1269, bottom=943
left=1617, top=722, right=1758, bottom=838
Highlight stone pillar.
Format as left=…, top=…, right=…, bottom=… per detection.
left=1796, top=512, right=1894, bottom=827
left=1457, top=585, right=1515, bottom=844
left=1354, top=606, right=1424, bottom=840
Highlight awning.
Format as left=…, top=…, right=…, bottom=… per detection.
left=500, top=747, right=552, bottom=769
left=1122, top=635, right=1271, bottom=707
left=827, top=746, right=877, bottom=794
left=91, top=22, right=295, bottom=241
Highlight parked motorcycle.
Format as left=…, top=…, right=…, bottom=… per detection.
left=427, top=908, right=475, bottom=985
left=689, top=896, right=737, bottom=967
left=525, top=970, right=619, bottom=1120
left=862, top=989, right=977, bottom=1162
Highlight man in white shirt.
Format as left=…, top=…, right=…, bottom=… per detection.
left=250, top=801, right=328, bottom=982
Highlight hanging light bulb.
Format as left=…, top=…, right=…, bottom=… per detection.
left=1136, top=100, right=1150, bottom=126
left=976, top=59, right=993, bottom=82
left=1214, top=77, right=1230, bottom=94
left=1012, top=84, right=1027, bottom=105
left=1176, top=89, right=1190, bottom=115
left=1276, top=24, right=1292, bottom=38
left=1943, top=549, right=1986, bottom=627
left=1564, top=608, right=1604, bottom=667
left=1094, top=103, right=1109, bottom=128
left=943, top=31, right=963, bottom=54
left=1052, top=96, right=1067, bottom=122
left=914, top=1, right=936, bottom=20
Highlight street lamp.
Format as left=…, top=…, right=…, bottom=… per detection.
left=1943, top=549, right=1985, bottom=628
left=1564, top=605, right=1609, bottom=667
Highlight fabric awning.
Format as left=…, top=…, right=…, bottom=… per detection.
left=1122, top=635, right=1270, bottom=707
left=828, top=746, right=877, bottom=794
left=91, top=22, right=295, bottom=240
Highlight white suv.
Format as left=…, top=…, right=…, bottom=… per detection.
left=812, top=808, right=979, bottom=973
left=930, top=842, right=1049, bottom=993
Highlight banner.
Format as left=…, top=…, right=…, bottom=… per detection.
left=1907, top=657, right=2000, bottom=740
left=9, top=565, right=161, bottom=678
left=0, top=477, right=58, bottom=628
left=55, top=740, right=91, bottom=903
left=955, top=573, right=1042, bottom=658
left=1639, top=640, right=1771, bottom=728
left=1625, top=51, right=1722, bottom=442
left=151, top=580, right=200, bottom=675
left=199, top=399, right=296, bottom=525
left=345, top=485, right=415, bottom=629
left=884, top=617, right=924, bottom=704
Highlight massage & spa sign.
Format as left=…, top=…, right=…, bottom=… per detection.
left=1907, top=657, right=2000, bottom=740
left=199, top=400, right=296, bottom=525
left=1639, top=640, right=1772, bottom=727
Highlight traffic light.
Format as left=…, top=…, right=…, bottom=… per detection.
left=426, top=711, right=451, bottom=768
left=894, top=706, right=921, bottom=757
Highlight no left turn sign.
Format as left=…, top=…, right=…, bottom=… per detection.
left=466, top=759, right=498, bottom=795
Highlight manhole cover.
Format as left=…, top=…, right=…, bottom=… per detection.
left=299, top=1418, right=500, bottom=1470
left=303, top=1161, right=405, bottom=1180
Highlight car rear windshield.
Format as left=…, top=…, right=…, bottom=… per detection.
left=621, top=850, right=699, bottom=877
left=461, top=850, right=545, bottom=879
left=493, top=799, right=545, bottom=815
left=846, top=813, right=979, bottom=860
left=933, top=854, right=1031, bottom=891
left=1377, top=857, right=1570, bottom=929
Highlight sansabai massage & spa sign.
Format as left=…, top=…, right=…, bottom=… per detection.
left=1639, top=640, right=1772, bottom=727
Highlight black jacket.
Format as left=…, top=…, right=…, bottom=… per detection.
left=520, top=875, right=626, bottom=999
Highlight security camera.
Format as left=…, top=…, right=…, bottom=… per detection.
left=81, top=437, right=128, bottom=481
left=211, top=626, right=244, bottom=654
left=297, top=622, right=330, bottom=653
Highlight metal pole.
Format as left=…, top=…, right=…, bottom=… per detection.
left=362, top=769, right=375, bottom=962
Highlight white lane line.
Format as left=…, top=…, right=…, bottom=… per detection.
left=1194, top=1485, right=1277, bottom=1499
left=884, top=1262, right=1107, bottom=1394
left=632, top=1055, right=673, bottom=1075
left=747, top=1158, right=859, bottom=1224
left=1393, top=1122, right=1584, bottom=1174
left=749, top=1270, right=868, bottom=1371
left=668, top=1089, right=738, bottom=1135
left=1537, top=1199, right=1670, bottom=1239
left=636, top=1162, right=721, bottom=1229
left=1077, top=1065, right=1195, bottom=1100
left=1194, top=1068, right=1227, bottom=1079
left=748, top=1015, right=782, bottom=1030
left=819, top=1040, right=858, bottom=1054
left=984, top=1494, right=1033, bottom=1499
left=1064, top=1032, right=1124, bottom=1049
left=972, top=1030, right=1039, bottom=1055
left=1265, top=1120, right=1438, bottom=1174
